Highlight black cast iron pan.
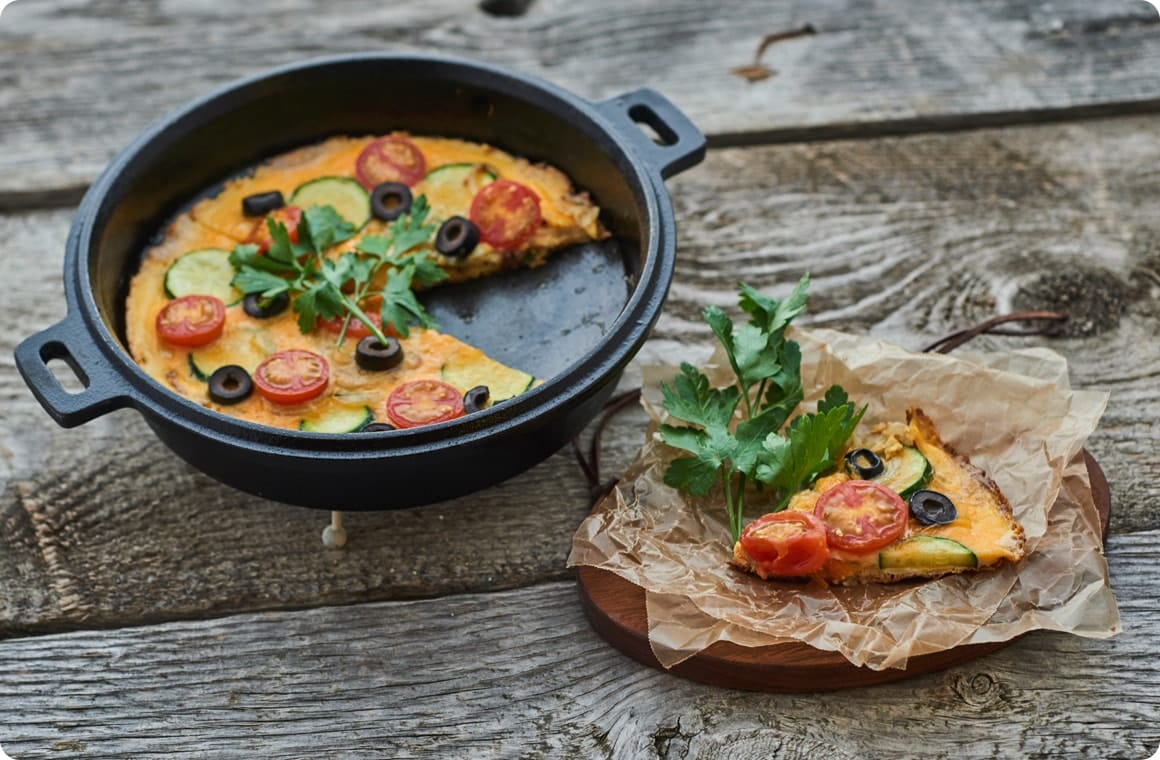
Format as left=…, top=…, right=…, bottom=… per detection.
left=14, top=54, right=705, bottom=510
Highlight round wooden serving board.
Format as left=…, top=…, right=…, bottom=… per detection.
left=577, top=451, right=1111, bottom=692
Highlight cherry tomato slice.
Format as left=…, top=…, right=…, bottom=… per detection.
left=315, top=298, right=397, bottom=339
left=253, top=349, right=330, bottom=405
left=317, top=311, right=385, bottom=340
left=739, top=511, right=830, bottom=577
left=355, top=135, right=427, bottom=189
left=814, top=480, right=908, bottom=553
left=386, top=379, right=465, bottom=429
left=469, top=180, right=542, bottom=250
left=155, top=294, right=226, bottom=347
left=247, top=205, right=302, bottom=254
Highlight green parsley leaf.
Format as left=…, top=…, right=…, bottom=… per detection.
left=232, top=267, right=291, bottom=297
left=659, top=363, right=740, bottom=431
left=663, top=456, right=721, bottom=497
left=739, top=274, right=809, bottom=336
left=754, top=388, right=866, bottom=508
left=388, top=195, right=435, bottom=255
left=300, top=205, right=356, bottom=253
left=378, top=263, right=439, bottom=338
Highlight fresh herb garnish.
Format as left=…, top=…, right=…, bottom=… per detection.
left=659, top=274, right=865, bottom=543
left=229, top=197, right=442, bottom=346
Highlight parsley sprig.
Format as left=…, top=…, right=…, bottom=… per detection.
left=659, top=275, right=865, bottom=543
left=229, top=198, right=443, bottom=346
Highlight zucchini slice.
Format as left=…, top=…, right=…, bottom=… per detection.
left=289, top=177, right=372, bottom=230
left=299, top=405, right=374, bottom=434
left=441, top=349, right=534, bottom=403
left=415, top=163, right=496, bottom=223
left=188, top=326, right=276, bottom=381
left=873, top=446, right=933, bottom=499
left=878, top=536, right=978, bottom=570
left=164, top=248, right=242, bottom=305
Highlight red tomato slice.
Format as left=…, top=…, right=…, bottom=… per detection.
left=253, top=349, right=330, bottom=405
left=317, top=311, right=385, bottom=340
left=355, top=135, right=427, bottom=189
left=316, top=298, right=398, bottom=339
left=386, top=379, right=465, bottom=429
left=247, top=205, right=302, bottom=254
left=739, top=511, right=830, bottom=577
left=814, top=480, right=907, bottom=553
left=155, top=294, right=226, bottom=347
left=469, top=180, right=542, bottom=250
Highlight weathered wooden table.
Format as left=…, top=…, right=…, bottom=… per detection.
left=2, top=1, right=1159, bottom=757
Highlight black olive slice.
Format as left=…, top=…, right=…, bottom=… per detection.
left=208, top=365, right=253, bottom=405
left=844, top=448, right=885, bottom=479
left=360, top=422, right=397, bottom=433
left=243, top=291, right=290, bottom=319
left=242, top=191, right=285, bottom=217
left=435, top=216, right=480, bottom=259
left=370, top=182, right=413, bottom=221
left=908, top=490, right=958, bottom=526
left=355, top=336, right=404, bottom=371
left=463, top=385, right=491, bottom=414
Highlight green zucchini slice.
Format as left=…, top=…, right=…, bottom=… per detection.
left=164, top=248, right=242, bottom=305
left=188, top=326, right=276, bottom=381
left=415, top=163, right=496, bottom=222
left=299, top=405, right=374, bottom=434
left=878, top=536, right=978, bottom=570
left=441, top=351, right=534, bottom=403
left=289, top=176, right=372, bottom=230
left=874, top=446, right=933, bottom=499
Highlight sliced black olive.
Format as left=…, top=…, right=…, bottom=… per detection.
left=435, top=216, right=480, bottom=259
left=242, top=191, right=285, bottom=217
left=844, top=448, right=885, bottom=479
left=355, top=336, right=404, bottom=371
left=908, top=490, right=958, bottom=526
left=208, top=365, right=253, bottom=405
left=370, top=182, right=412, bottom=221
left=463, top=385, right=491, bottom=414
left=360, top=422, right=397, bottom=433
left=243, top=291, right=289, bottom=319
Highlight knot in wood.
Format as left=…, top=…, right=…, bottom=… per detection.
left=1013, top=269, right=1126, bottom=337
left=953, top=671, right=1002, bottom=708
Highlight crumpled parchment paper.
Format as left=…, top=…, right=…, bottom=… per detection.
left=568, top=328, right=1117, bottom=671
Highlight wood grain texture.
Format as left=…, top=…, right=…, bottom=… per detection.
left=4, top=113, right=1159, bottom=636
left=0, top=528, right=1154, bottom=760
left=4, top=0, right=1160, bottom=201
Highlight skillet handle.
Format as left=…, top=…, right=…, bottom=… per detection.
left=14, top=315, right=132, bottom=427
left=595, top=88, right=706, bottom=180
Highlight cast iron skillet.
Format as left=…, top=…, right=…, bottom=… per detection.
left=14, top=54, right=705, bottom=510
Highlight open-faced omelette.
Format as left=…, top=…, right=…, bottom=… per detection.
left=125, top=132, right=607, bottom=432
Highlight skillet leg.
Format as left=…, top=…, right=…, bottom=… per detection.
left=322, top=510, right=347, bottom=549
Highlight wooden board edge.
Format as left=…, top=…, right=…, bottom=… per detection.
left=576, top=451, right=1112, bottom=692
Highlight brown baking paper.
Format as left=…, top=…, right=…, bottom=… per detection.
left=568, top=328, right=1118, bottom=671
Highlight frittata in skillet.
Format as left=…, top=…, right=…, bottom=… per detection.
left=125, top=132, right=606, bottom=432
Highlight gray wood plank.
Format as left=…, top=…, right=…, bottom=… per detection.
left=4, top=0, right=1160, bottom=201
left=3, top=114, right=1157, bottom=635
left=0, top=530, right=1155, bottom=759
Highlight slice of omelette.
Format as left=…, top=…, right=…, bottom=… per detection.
left=731, top=408, right=1027, bottom=585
